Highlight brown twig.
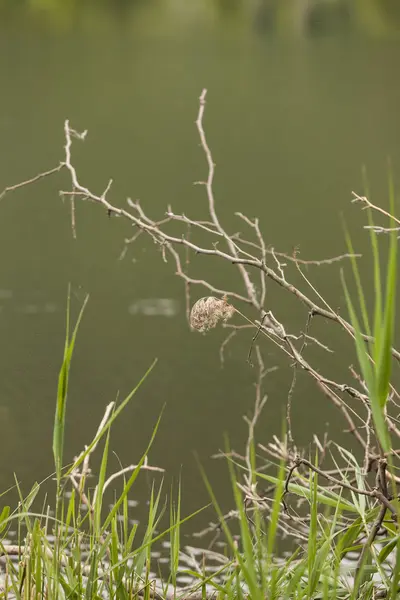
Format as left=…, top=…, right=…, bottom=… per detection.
left=196, top=89, right=259, bottom=308
left=0, top=164, right=64, bottom=200
left=352, top=191, right=400, bottom=226
left=285, top=456, right=397, bottom=518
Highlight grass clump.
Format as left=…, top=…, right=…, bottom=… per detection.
left=0, top=293, right=200, bottom=600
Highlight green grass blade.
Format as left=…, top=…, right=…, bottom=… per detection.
left=307, top=456, right=319, bottom=598
left=53, top=291, right=89, bottom=481
left=361, top=169, right=383, bottom=361
left=256, top=470, right=359, bottom=513
left=102, top=413, right=162, bottom=533
left=341, top=272, right=375, bottom=393
left=342, top=270, right=391, bottom=452
left=0, top=506, right=10, bottom=534
left=94, top=427, right=111, bottom=537
left=390, top=536, right=400, bottom=599
left=267, top=458, right=285, bottom=561
left=65, top=359, right=157, bottom=477
left=224, top=441, right=264, bottom=600
left=344, top=225, right=371, bottom=338
left=198, top=454, right=262, bottom=600
left=134, top=482, right=164, bottom=578
left=369, top=218, right=383, bottom=362
left=169, top=478, right=181, bottom=591
left=376, top=190, right=397, bottom=410
left=92, top=505, right=208, bottom=592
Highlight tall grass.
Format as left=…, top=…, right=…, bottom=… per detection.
left=0, top=295, right=204, bottom=599
left=341, top=179, right=397, bottom=455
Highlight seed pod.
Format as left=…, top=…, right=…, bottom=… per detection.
left=190, top=296, right=235, bottom=332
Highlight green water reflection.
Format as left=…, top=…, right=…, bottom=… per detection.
left=1, top=1, right=400, bottom=537
left=2, top=0, right=400, bottom=37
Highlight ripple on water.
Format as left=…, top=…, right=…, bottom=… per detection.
left=128, top=298, right=179, bottom=317
left=0, top=291, right=58, bottom=315
left=0, top=289, right=13, bottom=300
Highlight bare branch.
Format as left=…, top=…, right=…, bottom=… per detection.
left=0, top=164, right=64, bottom=200
left=352, top=191, right=400, bottom=225
left=196, top=89, right=258, bottom=308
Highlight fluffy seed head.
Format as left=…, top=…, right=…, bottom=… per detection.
left=190, top=296, right=235, bottom=332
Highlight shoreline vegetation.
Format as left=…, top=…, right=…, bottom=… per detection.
left=1, top=1, right=400, bottom=38
left=1, top=90, right=400, bottom=599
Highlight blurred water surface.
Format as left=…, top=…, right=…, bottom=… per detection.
left=1, top=0, right=400, bottom=536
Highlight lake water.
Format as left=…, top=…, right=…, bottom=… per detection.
left=1, top=0, right=400, bottom=541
